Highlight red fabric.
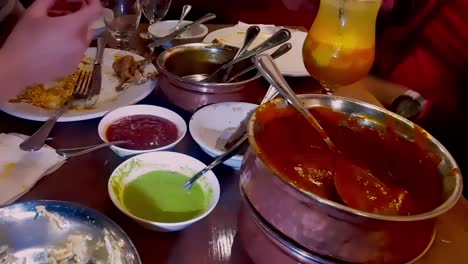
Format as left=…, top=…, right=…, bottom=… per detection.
left=374, top=0, right=468, bottom=117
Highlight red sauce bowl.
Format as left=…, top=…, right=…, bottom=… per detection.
left=98, top=105, right=187, bottom=157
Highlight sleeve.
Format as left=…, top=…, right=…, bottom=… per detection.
left=374, top=0, right=467, bottom=116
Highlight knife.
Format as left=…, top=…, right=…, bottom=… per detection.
left=148, top=13, right=216, bottom=50
left=85, top=37, right=107, bottom=108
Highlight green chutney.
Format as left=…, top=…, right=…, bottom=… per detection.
left=122, top=170, right=209, bottom=223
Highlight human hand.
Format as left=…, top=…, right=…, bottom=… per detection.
left=0, top=0, right=102, bottom=88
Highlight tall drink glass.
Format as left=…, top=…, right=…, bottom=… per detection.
left=303, top=0, right=381, bottom=94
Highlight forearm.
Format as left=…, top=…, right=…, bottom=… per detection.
left=335, top=76, right=410, bottom=107
left=0, top=49, right=27, bottom=103
left=335, top=75, right=429, bottom=122
left=355, top=76, right=411, bottom=108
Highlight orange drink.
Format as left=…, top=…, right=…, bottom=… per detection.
left=303, top=0, right=381, bottom=91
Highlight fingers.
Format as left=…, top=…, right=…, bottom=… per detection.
left=27, top=0, right=57, bottom=16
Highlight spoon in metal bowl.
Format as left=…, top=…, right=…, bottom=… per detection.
left=254, top=54, right=336, bottom=151
left=183, top=26, right=260, bottom=83
left=218, top=25, right=260, bottom=82
left=226, top=43, right=292, bottom=83
left=175, top=5, right=192, bottom=31
left=183, top=29, right=291, bottom=83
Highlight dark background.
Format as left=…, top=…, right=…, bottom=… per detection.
left=19, top=0, right=320, bottom=27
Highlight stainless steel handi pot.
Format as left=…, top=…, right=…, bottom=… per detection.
left=156, top=43, right=261, bottom=112
left=239, top=94, right=463, bottom=264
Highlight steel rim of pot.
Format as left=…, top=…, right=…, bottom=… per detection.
left=156, top=43, right=261, bottom=90
left=246, top=94, right=463, bottom=222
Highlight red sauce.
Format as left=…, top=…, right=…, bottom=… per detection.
left=254, top=103, right=443, bottom=216
left=106, top=115, right=178, bottom=150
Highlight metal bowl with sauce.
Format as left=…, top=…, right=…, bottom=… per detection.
left=156, top=43, right=261, bottom=112
left=239, top=94, right=463, bottom=264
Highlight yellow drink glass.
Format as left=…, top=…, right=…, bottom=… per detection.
left=303, top=0, right=381, bottom=94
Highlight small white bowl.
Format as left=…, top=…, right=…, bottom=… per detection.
left=148, top=20, right=209, bottom=49
left=189, top=102, right=258, bottom=170
left=108, top=151, right=220, bottom=232
left=98, top=105, right=187, bottom=158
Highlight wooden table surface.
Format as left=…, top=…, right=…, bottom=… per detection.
left=1, top=24, right=467, bottom=264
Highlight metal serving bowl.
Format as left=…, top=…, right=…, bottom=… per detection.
left=0, top=200, right=140, bottom=263
left=156, top=43, right=261, bottom=112
left=239, top=94, right=463, bottom=264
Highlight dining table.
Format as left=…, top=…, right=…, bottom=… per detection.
left=1, top=24, right=467, bottom=264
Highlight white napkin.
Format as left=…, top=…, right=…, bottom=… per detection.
left=0, top=133, right=66, bottom=205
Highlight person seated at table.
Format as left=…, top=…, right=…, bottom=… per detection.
left=0, top=0, right=102, bottom=102
left=338, top=0, right=468, bottom=194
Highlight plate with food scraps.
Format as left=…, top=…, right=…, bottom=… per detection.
left=189, top=102, right=258, bottom=170
left=0, top=200, right=141, bottom=264
left=1, top=48, right=157, bottom=122
left=203, top=25, right=309, bottom=77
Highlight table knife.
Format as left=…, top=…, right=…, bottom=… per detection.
left=85, top=37, right=107, bottom=108
left=148, top=13, right=216, bottom=50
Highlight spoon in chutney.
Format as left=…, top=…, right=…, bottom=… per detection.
left=254, top=54, right=336, bottom=151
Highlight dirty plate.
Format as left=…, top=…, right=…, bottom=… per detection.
left=1, top=48, right=157, bottom=122
left=189, top=102, right=258, bottom=170
left=0, top=200, right=140, bottom=263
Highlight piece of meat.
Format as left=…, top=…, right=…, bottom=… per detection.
left=112, top=55, right=143, bottom=84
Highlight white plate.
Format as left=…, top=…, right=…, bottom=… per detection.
left=203, top=26, right=309, bottom=77
left=1, top=48, right=157, bottom=122
left=189, top=102, right=258, bottom=170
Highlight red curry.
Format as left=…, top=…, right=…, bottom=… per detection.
left=254, top=104, right=443, bottom=216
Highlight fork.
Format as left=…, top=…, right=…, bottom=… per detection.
left=19, top=70, right=94, bottom=151
left=56, top=140, right=128, bottom=158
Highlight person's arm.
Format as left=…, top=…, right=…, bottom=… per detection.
left=0, top=0, right=102, bottom=103
left=0, top=50, right=28, bottom=101
left=334, top=76, right=429, bottom=122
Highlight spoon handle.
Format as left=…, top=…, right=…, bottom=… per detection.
left=235, top=26, right=261, bottom=59
left=19, top=103, right=68, bottom=151
left=227, top=43, right=292, bottom=83
left=184, top=134, right=249, bottom=190
left=219, top=29, right=291, bottom=72
left=56, top=141, right=127, bottom=158
left=220, top=26, right=261, bottom=82
left=175, top=5, right=192, bottom=30
left=255, top=54, right=336, bottom=150
left=148, top=13, right=216, bottom=49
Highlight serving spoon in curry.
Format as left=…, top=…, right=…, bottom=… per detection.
left=254, top=54, right=412, bottom=213
left=254, top=54, right=336, bottom=151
